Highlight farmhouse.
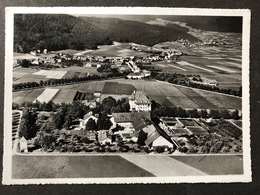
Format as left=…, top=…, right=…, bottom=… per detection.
left=135, top=117, right=179, bottom=149
left=111, top=111, right=151, bottom=130
left=129, top=90, right=151, bottom=112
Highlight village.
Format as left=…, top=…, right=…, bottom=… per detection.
left=11, top=39, right=243, bottom=155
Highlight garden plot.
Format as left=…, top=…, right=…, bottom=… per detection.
left=186, top=126, right=208, bottom=135
left=33, top=88, right=60, bottom=103
left=33, top=70, right=67, bottom=79
left=178, top=118, right=200, bottom=127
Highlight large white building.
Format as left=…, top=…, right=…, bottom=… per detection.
left=129, top=90, right=151, bottom=112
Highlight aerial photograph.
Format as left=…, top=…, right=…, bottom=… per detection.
left=6, top=8, right=250, bottom=183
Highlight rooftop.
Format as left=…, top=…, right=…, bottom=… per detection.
left=129, top=90, right=150, bottom=104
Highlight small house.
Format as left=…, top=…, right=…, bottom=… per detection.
left=19, top=136, right=28, bottom=153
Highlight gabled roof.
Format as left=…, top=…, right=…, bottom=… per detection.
left=129, top=90, right=150, bottom=104
left=132, top=117, right=151, bottom=132
left=137, top=117, right=180, bottom=148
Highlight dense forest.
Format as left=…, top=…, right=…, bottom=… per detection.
left=14, top=14, right=199, bottom=53
left=101, top=15, right=243, bottom=33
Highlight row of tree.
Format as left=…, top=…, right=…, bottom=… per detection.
left=179, top=133, right=242, bottom=154
left=151, top=72, right=242, bottom=97
left=151, top=100, right=241, bottom=120
left=13, top=72, right=124, bottom=91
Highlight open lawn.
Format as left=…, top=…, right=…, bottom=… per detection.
left=12, top=155, right=153, bottom=178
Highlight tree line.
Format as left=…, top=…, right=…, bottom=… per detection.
left=151, top=100, right=241, bottom=120
left=13, top=73, right=124, bottom=91
left=14, top=14, right=198, bottom=53
left=151, top=72, right=242, bottom=97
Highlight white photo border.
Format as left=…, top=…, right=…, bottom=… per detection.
left=3, top=7, right=251, bottom=185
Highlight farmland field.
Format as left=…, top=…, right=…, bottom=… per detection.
left=102, top=82, right=136, bottom=95
left=12, top=155, right=153, bottom=178
left=13, top=89, right=45, bottom=104
left=49, top=79, right=241, bottom=110
left=51, top=89, right=78, bottom=104
left=58, top=66, right=103, bottom=76
left=33, top=88, right=60, bottom=103
left=13, top=78, right=241, bottom=110
left=33, top=70, right=67, bottom=79
left=172, top=155, right=243, bottom=175
left=13, top=66, right=102, bottom=85
left=152, top=43, right=242, bottom=90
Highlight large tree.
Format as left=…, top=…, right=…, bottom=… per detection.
left=19, top=108, right=37, bottom=139
left=137, top=130, right=148, bottom=146
left=85, top=118, right=97, bottom=130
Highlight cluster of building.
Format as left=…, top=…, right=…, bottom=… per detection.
left=74, top=90, right=179, bottom=150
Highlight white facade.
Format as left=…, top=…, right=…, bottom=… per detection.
left=129, top=90, right=151, bottom=112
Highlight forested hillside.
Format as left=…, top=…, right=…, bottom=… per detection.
left=14, top=14, right=199, bottom=53
left=99, top=15, right=243, bottom=33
